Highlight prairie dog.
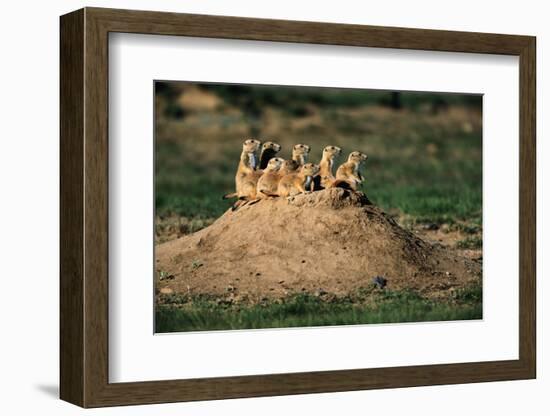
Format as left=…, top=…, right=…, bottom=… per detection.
left=319, top=146, right=342, bottom=186
left=239, top=173, right=262, bottom=200
left=312, top=145, right=342, bottom=190
left=259, top=141, right=282, bottom=170
left=223, top=139, right=261, bottom=199
left=278, top=159, right=300, bottom=176
left=334, top=151, right=368, bottom=191
left=257, top=157, right=284, bottom=198
left=277, top=163, right=320, bottom=197
left=291, top=144, right=310, bottom=166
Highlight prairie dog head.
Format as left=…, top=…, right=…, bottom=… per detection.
left=242, top=139, right=261, bottom=168
left=348, top=151, right=368, bottom=165
left=243, top=139, right=261, bottom=153
left=292, top=144, right=310, bottom=162
left=301, top=163, right=320, bottom=177
left=323, top=145, right=342, bottom=159
left=261, top=141, right=282, bottom=153
left=280, top=159, right=299, bottom=174
left=265, top=157, right=284, bottom=172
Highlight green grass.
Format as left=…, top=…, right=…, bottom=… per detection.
left=155, top=86, right=482, bottom=227
left=154, top=84, right=483, bottom=332
left=155, top=287, right=482, bottom=333
left=362, top=128, right=482, bottom=224
left=196, top=84, right=482, bottom=115
left=456, top=236, right=483, bottom=249
left=155, top=140, right=236, bottom=218
left=155, top=129, right=482, bottom=224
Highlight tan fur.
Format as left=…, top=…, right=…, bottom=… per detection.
left=231, top=139, right=261, bottom=199
left=257, top=157, right=284, bottom=199
left=318, top=145, right=342, bottom=189
left=291, top=144, right=310, bottom=166
left=277, top=163, right=320, bottom=197
left=279, top=159, right=300, bottom=176
left=333, top=151, right=368, bottom=191
left=239, top=172, right=262, bottom=200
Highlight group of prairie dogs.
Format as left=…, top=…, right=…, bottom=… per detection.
left=223, top=139, right=368, bottom=205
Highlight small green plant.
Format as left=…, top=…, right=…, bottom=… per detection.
left=190, top=259, right=204, bottom=270
left=456, top=236, right=482, bottom=249
left=453, top=222, right=481, bottom=234
left=452, top=282, right=482, bottom=304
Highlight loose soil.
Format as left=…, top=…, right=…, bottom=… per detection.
left=156, top=188, right=481, bottom=304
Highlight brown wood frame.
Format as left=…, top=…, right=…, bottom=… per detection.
left=60, top=7, right=536, bottom=408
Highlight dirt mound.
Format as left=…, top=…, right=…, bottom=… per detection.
left=156, top=188, right=480, bottom=302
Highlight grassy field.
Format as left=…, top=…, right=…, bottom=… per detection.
left=154, top=82, right=483, bottom=331
left=156, top=284, right=482, bottom=333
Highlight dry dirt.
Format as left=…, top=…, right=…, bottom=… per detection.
left=156, top=188, right=481, bottom=303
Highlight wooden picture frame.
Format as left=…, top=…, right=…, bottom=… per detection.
left=60, top=7, right=536, bottom=408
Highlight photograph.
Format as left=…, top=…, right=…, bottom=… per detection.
left=0, top=0, right=540, bottom=411
left=154, top=81, right=483, bottom=333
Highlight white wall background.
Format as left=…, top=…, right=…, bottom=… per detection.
left=0, top=0, right=545, bottom=414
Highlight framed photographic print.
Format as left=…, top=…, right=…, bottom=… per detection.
left=60, top=7, right=536, bottom=408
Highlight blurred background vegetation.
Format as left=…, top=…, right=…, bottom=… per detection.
left=155, top=81, right=482, bottom=244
